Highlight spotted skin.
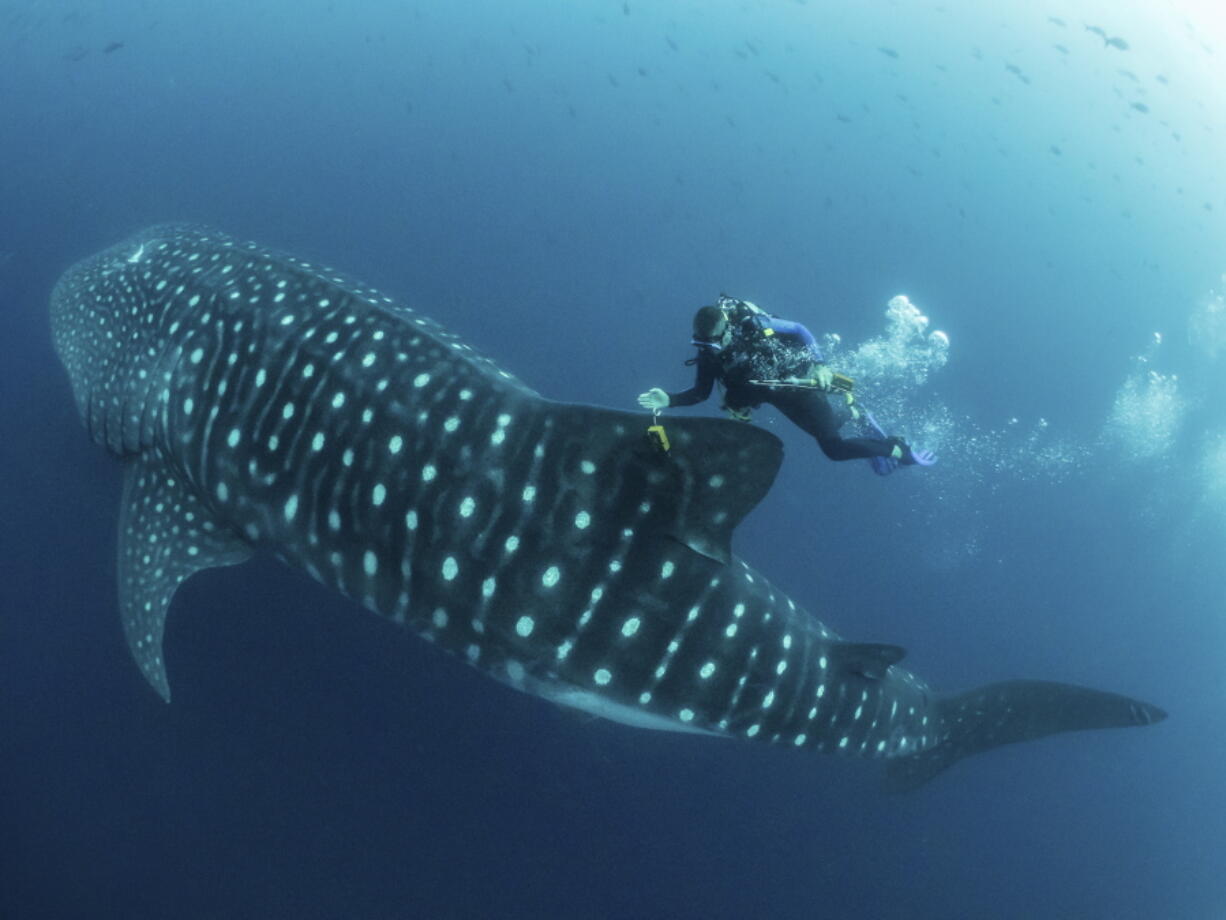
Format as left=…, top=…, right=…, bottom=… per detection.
left=51, top=226, right=1165, bottom=787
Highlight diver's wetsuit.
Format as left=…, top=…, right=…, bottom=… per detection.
left=667, top=314, right=898, bottom=462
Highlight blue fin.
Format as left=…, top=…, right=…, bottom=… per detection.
left=868, top=455, right=898, bottom=476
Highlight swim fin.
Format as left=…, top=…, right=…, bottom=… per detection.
left=884, top=436, right=938, bottom=470
left=861, top=411, right=937, bottom=474
left=869, top=455, right=899, bottom=476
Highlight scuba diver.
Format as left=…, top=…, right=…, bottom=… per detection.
left=637, top=295, right=936, bottom=474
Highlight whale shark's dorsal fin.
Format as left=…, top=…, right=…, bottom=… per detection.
left=546, top=406, right=785, bottom=565
left=118, top=454, right=252, bottom=701
left=651, top=415, right=784, bottom=564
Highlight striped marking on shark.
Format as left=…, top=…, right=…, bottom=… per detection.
left=50, top=225, right=1165, bottom=788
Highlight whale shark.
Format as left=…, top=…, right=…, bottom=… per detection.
left=50, top=225, right=1165, bottom=789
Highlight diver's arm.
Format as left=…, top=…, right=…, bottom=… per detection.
left=666, top=356, right=717, bottom=407
left=766, top=318, right=824, bottom=362
left=767, top=317, right=834, bottom=388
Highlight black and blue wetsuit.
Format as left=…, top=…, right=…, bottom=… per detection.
left=667, top=312, right=898, bottom=463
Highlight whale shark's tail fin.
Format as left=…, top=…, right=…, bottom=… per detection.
left=884, top=680, right=1166, bottom=792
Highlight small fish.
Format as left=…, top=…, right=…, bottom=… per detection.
left=1156, top=74, right=1169, bottom=85
left=1085, top=24, right=1107, bottom=39
left=1131, top=101, right=1149, bottom=113
left=665, top=35, right=678, bottom=52
left=1050, top=145, right=1063, bottom=156
left=1054, top=44, right=1069, bottom=54
left=878, top=47, right=899, bottom=59
left=1004, top=62, right=1031, bottom=85
left=1105, top=36, right=1130, bottom=51
left=1048, top=16, right=1066, bottom=27
left=102, top=40, right=124, bottom=53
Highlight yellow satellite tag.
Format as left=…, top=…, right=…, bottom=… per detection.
left=647, top=424, right=671, bottom=453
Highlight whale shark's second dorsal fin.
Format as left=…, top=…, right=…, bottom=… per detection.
left=117, top=453, right=252, bottom=700
left=830, top=642, right=907, bottom=679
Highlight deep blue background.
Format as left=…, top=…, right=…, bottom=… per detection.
left=3, top=1, right=1224, bottom=918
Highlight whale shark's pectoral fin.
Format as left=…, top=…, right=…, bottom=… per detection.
left=117, top=454, right=252, bottom=701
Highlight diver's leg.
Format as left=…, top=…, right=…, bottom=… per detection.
left=769, top=392, right=894, bottom=461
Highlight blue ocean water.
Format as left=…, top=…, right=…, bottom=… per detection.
left=2, top=1, right=1224, bottom=917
